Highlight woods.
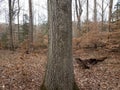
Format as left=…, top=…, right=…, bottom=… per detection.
left=0, top=0, right=120, bottom=90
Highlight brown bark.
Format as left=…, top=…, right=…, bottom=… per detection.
left=41, top=0, right=79, bottom=90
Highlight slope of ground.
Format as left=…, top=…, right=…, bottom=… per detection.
left=0, top=30, right=120, bottom=90
left=73, top=30, right=120, bottom=89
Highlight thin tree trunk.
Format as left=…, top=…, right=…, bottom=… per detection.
left=75, top=0, right=82, bottom=31
left=9, top=0, right=14, bottom=50
left=108, top=0, right=113, bottom=31
left=41, top=0, right=79, bottom=90
left=101, top=0, right=104, bottom=30
left=28, top=0, right=33, bottom=52
left=94, top=0, right=97, bottom=22
left=17, top=0, right=20, bottom=42
left=86, top=0, right=89, bottom=31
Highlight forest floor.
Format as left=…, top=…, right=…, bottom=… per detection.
left=0, top=30, right=120, bottom=90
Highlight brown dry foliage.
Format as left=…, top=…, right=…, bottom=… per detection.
left=0, top=29, right=120, bottom=90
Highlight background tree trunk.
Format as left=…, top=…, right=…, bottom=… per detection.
left=101, top=0, right=104, bottom=30
left=41, top=0, right=77, bottom=90
left=75, top=0, right=83, bottom=31
left=86, top=0, right=89, bottom=31
left=94, top=0, right=97, bottom=22
left=28, top=0, right=33, bottom=52
left=8, top=0, right=14, bottom=50
left=17, top=0, right=20, bottom=43
left=108, top=0, right=113, bottom=31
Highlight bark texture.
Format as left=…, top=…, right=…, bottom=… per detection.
left=41, top=0, right=77, bottom=90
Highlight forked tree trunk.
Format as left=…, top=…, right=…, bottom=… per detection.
left=41, top=0, right=79, bottom=90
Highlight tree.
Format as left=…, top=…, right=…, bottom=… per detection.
left=8, top=0, right=14, bottom=50
left=0, top=0, right=3, bottom=13
left=101, top=0, right=104, bottom=30
left=41, top=0, right=79, bottom=90
left=21, top=14, right=29, bottom=41
left=28, top=0, right=33, bottom=52
left=97, top=0, right=109, bottom=30
left=17, top=0, right=20, bottom=42
left=94, top=0, right=97, bottom=22
left=114, top=0, right=120, bottom=20
left=75, top=0, right=83, bottom=31
left=86, top=0, right=89, bottom=31
left=108, top=0, right=113, bottom=31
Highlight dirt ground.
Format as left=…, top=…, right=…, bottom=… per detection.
left=0, top=30, right=120, bottom=90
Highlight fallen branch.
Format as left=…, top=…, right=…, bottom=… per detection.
left=75, top=57, right=107, bottom=69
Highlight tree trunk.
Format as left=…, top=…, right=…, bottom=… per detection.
left=8, top=0, right=14, bottom=50
left=108, top=0, right=113, bottom=31
left=41, top=0, right=79, bottom=90
left=94, top=0, right=97, bottom=22
left=28, top=0, right=33, bottom=52
left=101, top=0, right=104, bottom=30
left=17, top=0, right=20, bottom=43
left=86, top=0, right=89, bottom=31
left=75, top=0, right=82, bottom=31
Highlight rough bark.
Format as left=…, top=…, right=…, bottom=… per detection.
left=108, top=0, right=113, bottom=31
left=41, top=0, right=79, bottom=90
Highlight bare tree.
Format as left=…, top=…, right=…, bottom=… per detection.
left=28, top=0, right=33, bottom=52
left=8, top=0, right=14, bottom=50
left=75, top=0, right=83, bottom=31
left=108, top=0, right=113, bottom=31
left=101, top=0, right=104, bottom=30
left=17, top=0, right=20, bottom=42
left=41, top=0, right=79, bottom=90
left=86, top=0, right=89, bottom=31
left=94, top=0, right=97, bottom=22
left=97, top=0, right=109, bottom=30
left=11, top=0, right=18, bottom=21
